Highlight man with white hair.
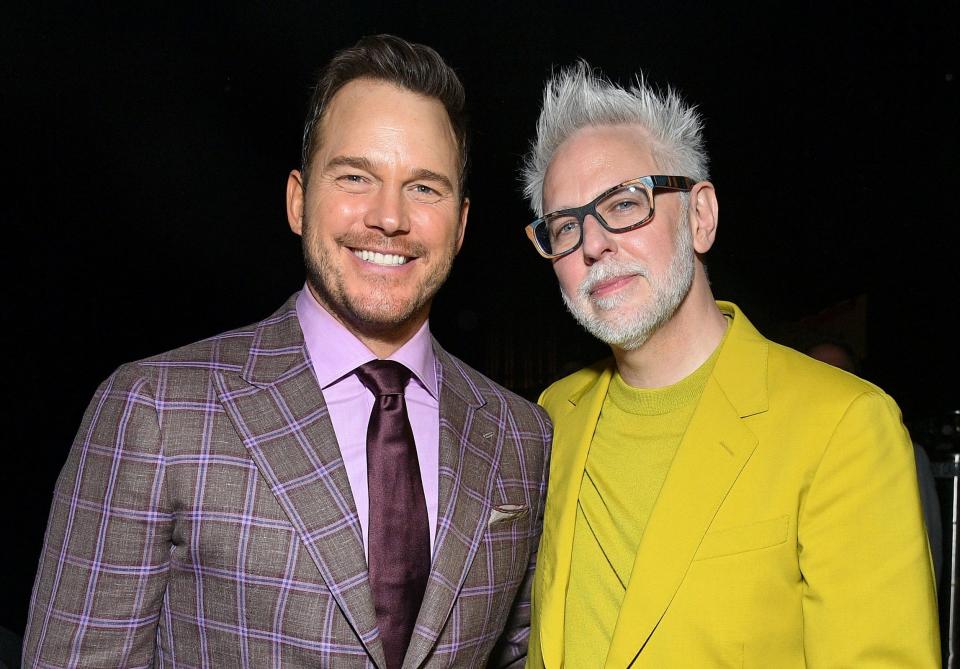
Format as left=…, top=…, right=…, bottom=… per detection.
left=521, top=63, right=939, bottom=667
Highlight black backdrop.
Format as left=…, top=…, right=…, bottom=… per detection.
left=3, top=1, right=958, bottom=637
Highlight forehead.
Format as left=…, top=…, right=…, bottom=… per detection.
left=313, top=78, right=459, bottom=177
left=543, top=124, right=661, bottom=211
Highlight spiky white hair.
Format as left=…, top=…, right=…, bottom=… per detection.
left=522, top=62, right=709, bottom=216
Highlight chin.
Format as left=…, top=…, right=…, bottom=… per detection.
left=344, top=292, right=426, bottom=328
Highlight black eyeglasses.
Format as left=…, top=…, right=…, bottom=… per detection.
left=525, top=175, right=696, bottom=259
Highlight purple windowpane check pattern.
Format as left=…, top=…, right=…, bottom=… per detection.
left=24, top=294, right=551, bottom=668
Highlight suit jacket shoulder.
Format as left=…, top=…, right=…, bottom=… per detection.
left=766, top=338, right=892, bottom=407
left=92, top=292, right=288, bottom=377
left=435, top=345, right=553, bottom=434
left=125, top=295, right=299, bottom=384
left=537, top=357, right=612, bottom=417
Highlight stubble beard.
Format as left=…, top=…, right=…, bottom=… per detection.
left=560, top=219, right=696, bottom=351
left=303, top=227, right=457, bottom=337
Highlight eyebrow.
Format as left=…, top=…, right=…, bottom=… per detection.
left=325, top=156, right=455, bottom=194
left=325, top=155, right=375, bottom=173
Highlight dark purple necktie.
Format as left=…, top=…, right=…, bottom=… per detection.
left=355, top=360, right=430, bottom=669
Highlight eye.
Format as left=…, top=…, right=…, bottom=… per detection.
left=547, top=216, right=580, bottom=241
left=409, top=183, right=444, bottom=203
left=604, top=195, right=647, bottom=214
left=600, top=188, right=651, bottom=220
left=335, top=173, right=374, bottom=193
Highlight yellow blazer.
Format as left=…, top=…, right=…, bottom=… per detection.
left=528, top=302, right=939, bottom=668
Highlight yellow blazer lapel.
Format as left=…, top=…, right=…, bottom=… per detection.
left=605, top=377, right=756, bottom=666
left=606, top=302, right=767, bottom=667
left=536, top=364, right=614, bottom=669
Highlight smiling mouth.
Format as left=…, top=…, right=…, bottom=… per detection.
left=351, top=248, right=410, bottom=266
left=588, top=274, right=636, bottom=298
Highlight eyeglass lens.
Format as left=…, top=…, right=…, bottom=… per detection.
left=539, top=183, right=652, bottom=256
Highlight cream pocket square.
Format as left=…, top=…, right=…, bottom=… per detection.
left=487, top=504, right=528, bottom=527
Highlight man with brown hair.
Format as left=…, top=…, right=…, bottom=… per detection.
left=25, top=35, right=550, bottom=668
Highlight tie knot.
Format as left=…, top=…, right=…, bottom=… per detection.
left=355, top=360, right=412, bottom=397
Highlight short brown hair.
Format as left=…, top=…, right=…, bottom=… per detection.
left=300, top=34, right=468, bottom=197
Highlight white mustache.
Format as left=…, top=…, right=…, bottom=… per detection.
left=578, top=260, right=648, bottom=300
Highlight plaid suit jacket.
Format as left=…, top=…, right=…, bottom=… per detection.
left=25, top=294, right=552, bottom=668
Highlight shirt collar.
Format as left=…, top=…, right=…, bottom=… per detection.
left=295, top=284, right=439, bottom=399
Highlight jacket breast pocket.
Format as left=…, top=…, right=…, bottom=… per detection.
left=694, top=515, right=789, bottom=561
left=465, top=505, right=532, bottom=591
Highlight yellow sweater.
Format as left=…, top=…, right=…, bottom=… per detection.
left=563, top=345, right=722, bottom=667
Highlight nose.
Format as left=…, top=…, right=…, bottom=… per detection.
left=579, top=214, right=616, bottom=263
left=364, top=186, right=409, bottom=236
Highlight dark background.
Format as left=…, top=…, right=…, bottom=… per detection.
left=3, top=0, right=957, bottom=643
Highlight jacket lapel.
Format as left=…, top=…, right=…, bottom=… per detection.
left=403, top=346, right=501, bottom=669
left=605, top=302, right=768, bottom=667
left=537, top=364, right=614, bottom=669
left=604, top=377, right=756, bottom=666
left=215, top=297, right=385, bottom=668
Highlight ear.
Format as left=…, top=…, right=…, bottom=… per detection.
left=286, top=170, right=305, bottom=236
left=454, top=197, right=470, bottom=254
left=688, top=181, right=719, bottom=254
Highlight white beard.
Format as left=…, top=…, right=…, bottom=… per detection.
left=561, top=219, right=695, bottom=351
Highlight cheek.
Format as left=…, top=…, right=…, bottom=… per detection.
left=553, top=260, right=582, bottom=295
left=622, top=227, right=673, bottom=266
left=311, top=196, right=366, bottom=233
left=414, top=210, right=463, bottom=251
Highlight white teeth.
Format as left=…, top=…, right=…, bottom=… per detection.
left=353, top=249, right=409, bottom=266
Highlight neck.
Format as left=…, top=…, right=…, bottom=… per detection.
left=354, top=323, right=426, bottom=359
left=307, top=284, right=428, bottom=358
left=612, top=276, right=727, bottom=389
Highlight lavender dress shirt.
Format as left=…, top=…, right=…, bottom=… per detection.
left=295, top=286, right=440, bottom=558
